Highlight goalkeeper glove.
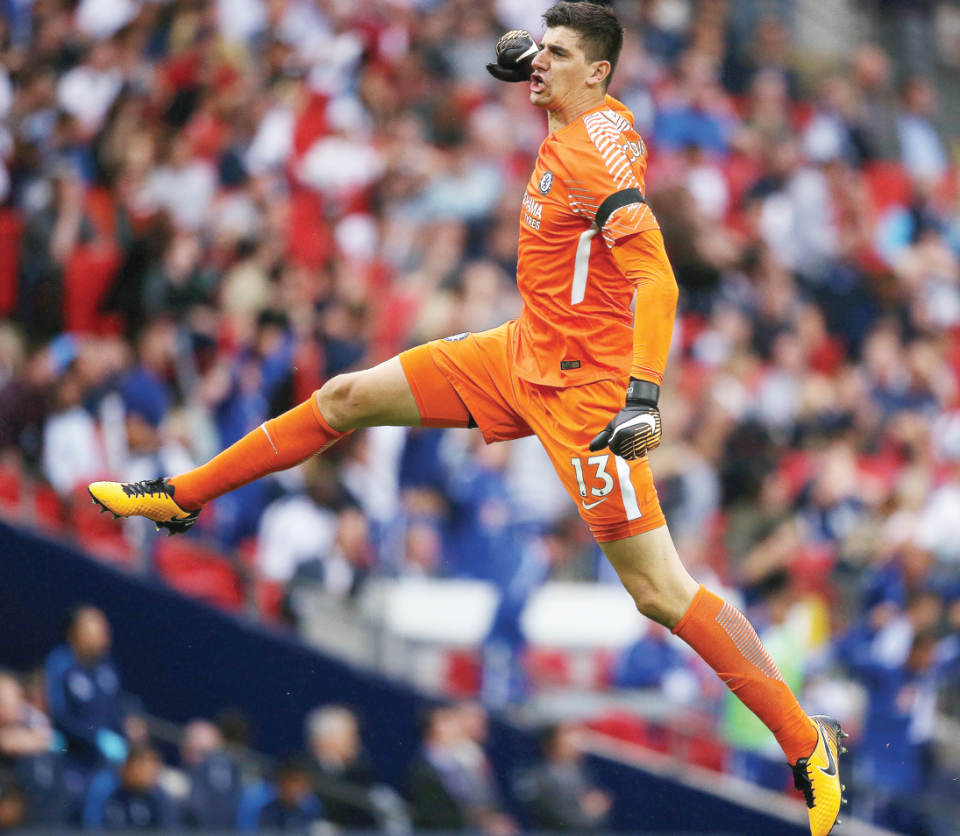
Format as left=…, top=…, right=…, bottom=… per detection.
left=589, top=379, right=662, bottom=461
left=486, top=30, right=539, bottom=82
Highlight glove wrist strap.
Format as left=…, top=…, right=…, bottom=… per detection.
left=626, top=378, right=659, bottom=407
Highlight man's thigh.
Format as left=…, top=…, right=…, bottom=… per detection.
left=524, top=377, right=666, bottom=542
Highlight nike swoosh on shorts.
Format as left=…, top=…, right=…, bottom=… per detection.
left=582, top=498, right=608, bottom=510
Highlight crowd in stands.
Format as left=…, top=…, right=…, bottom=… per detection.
left=0, top=606, right=612, bottom=832
left=0, top=0, right=959, bottom=833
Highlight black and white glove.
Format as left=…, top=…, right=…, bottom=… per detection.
left=486, top=29, right=539, bottom=82
left=589, top=379, right=663, bottom=461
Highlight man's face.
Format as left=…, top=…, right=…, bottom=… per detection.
left=0, top=677, right=23, bottom=725
left=277, top=772, right=311, bottom=806
left=71, top=609, right=112, bottom=662
left=123, top=754, right=161, bottom=794
left=530, top=26, right=604, bottom=111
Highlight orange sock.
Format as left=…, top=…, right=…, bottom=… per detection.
left=672, top=585, right=818, bottom=764
left=169, top=395, right=348, bottom=511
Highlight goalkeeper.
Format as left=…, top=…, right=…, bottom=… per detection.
left=91, top=5, right=845, bottom=834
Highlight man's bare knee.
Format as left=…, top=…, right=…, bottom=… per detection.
left=601, top=527, right=699, bottom=629
left=623, top=577, right=677, bottom=627
left=317, top=374, right=366, bottom=430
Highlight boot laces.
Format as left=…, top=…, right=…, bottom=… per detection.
left=121, top=478, right=170, bottom=500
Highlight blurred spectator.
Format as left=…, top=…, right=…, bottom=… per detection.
left=518, top=722, right=612, bottom=831
left=17, top=167, right=92, bottom=343
left=849, top=44, right=899, bottom=161
left=481, top=517, right=594, bottom=708
left=237, top=756, right=324, bottom=834
left=875, top=0, right=937, bottom=79
left=142, top=134, right=217, bottom=234
left=802, top=75, right=870, bottom=167
left=83, top=744, right=179, bottom=830
left=161, top=719, right=244, bottom=830
left=56, top=40, right=122, bottom=137
left=836, top=596, right=960, bottom=834
left=404, top=706, right=468, bottom=831
left=612, top=621, right=690, bottom=693
left=288, top=507, right=371, bottom=600
left=42, top=359, right=104, bottom=495
left=405, top=704, right=515, bottom=835
left=0, top=673, right=52, bottom=769
left=256, top=458, right=345, bottom=585
left=0, top=338, right=59, bottom=470
left=724, top=14, right=799, bottom=99
left=45, top=606, right=127, bottom=771
left=0, top=780, right=27, bottom=832
left=0, top=671, right=74, bottom=825
left=743, top=144, right=838, bottom=282
left=304, top=705, right=376, bottom=827
left=897, top=77, right=947, bottom=182
left=442, top=434, right=525, bottom=587
left=654, top=51, right=736, bottom=155
left=0, top=673, right=53, bottom=781
left=453, top=702, right=517, bottom=836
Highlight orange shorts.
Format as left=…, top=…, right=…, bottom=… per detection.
left=398, top=321, right=666, bottom=543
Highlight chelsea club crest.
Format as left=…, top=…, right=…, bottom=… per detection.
left=539, top=170, right=554, bottom=195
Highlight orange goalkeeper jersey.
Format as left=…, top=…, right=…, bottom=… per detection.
left=512, top=96, right=667, bottom=388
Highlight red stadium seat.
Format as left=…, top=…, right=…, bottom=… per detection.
left=792, top=543, right=836, bottom=598
left=0, top=463, right=22, bottom=513
left=84, top=188, right=118, bottom=240
left=154, top=538, right=245, bottom=611
left=670, top=729, right=728, bottom=772
left=864, top=161, right=913, bottom=213
left=32, top=484, right=64, bottom=531
left=0, top=210, right=22, bottom=316
left=63, top=244, right=123, bottom=335
left=254, top=579, right=285, bottom=622
left=443, top=649, right=481, bottom=698
left=525, top=647, right=572, bottom=688
left=588, top=711, right=651, bottom=747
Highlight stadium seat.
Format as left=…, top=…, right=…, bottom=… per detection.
left=0, top=209, right=22, bottom=316
left=863, top=161, right=913, bottom=213
left=588, top=710, right=651, bottom=748
left=792, top=543, right=836, bottom=598
left=524, top=647, right=572, bottom=688
left=154, top=539, right=245, bottom=611
left=84, top=187, right=118, bottom=240
left=670, top=729, right=728, bottom=773
left=63, top=244, right=123, bottom=335
left=32, top=484, right=64, bottom=531
left=0, top=463, right=22, bottom=513
left=443, top=649, right=481, bottom=698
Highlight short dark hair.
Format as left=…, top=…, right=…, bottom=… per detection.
left=543, top=1, right=624, bottom=86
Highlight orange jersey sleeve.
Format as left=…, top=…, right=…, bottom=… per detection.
left=611, top=230, right=678, bottom=385
left=558, top=98, right=660, bottom=248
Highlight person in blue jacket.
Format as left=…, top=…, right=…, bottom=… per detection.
left=83, top=744, right=178, bottom=830
left=237, top=756, right=324, bottom=834
left=45, top=606, right=128, bottom=772
left=837, top=610, right=960, bottom=836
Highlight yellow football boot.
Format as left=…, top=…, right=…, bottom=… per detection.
left=791, top=715, right=848, bottom=836
left=88, top=477, right=200, bottom=536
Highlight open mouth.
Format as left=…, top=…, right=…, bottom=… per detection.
left=530, top=73, right=546, bottom=94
